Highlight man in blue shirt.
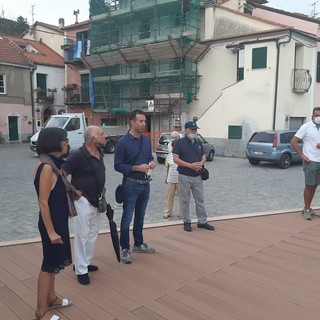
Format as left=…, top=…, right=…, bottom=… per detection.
left=173, top=121, right=214, bottom=232
left=114, top=109, right=156, bottom=264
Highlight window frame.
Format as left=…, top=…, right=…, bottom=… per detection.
left=0, top=74, right=6, bottom=94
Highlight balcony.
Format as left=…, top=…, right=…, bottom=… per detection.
left=62, top=83, right=90, bottom=105
left=34, top=87, right=56, bottom=104
left=291, top=69, right=312, bottom=93
left=62, top=39, right=90, bottom=63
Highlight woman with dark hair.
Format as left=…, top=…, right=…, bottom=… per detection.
left=34, top=127, right=76, bottom=320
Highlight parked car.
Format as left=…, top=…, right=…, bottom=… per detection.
left=156, top=132, right=215, bottom=164
left=246, top=130, right=303, bottom=169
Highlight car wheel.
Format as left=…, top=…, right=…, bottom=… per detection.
left=157, top=157, right=165, bottom=164
left=278, top=154, right=291, bottom=169
left=249, top=159, right=260, bottom=165
left=104, top=141, right=116, bottom=153
left=207, top=150, right=215, bottom=162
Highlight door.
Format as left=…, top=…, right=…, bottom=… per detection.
left=64, top=117, right=84, bottom=150
left=9, top=116, right=19, bottom=141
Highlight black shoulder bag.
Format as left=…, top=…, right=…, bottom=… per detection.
left=194, top=138, right=209, bottom=181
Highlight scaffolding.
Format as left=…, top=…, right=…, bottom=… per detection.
left=84, top=0, right=209, bottom=117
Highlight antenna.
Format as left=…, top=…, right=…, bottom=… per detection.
left=309, top=1, right=319, bottom=18
left=31, top=4, right=36, bottom=25
left=73, top=9, right=80, bottom=24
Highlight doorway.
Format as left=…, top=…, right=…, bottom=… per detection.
left=9, top=116, right=19, bottom=141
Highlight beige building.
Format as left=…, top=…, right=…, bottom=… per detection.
left=193, top=2, right=318, bottom=157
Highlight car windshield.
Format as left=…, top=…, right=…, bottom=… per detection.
left=250, top=132, right=274, bottom=143
left=159, top=134, right=172, bottom=145
left=44, top=117, right=69, bottom=128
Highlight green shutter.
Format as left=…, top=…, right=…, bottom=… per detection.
left=81, top=74, right=90, bottom=102
left=228, top=125, right=242, bottom=139
left=252, top=47, right=267, bottom=69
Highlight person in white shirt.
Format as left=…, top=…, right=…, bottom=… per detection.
left=291, top=107, right=320, bottom=220
left=163, top=131, right=182, bottom=219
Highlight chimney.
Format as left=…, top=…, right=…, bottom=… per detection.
left=59, top=18, right=65, bottom=29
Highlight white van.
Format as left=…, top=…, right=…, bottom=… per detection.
left=30, top=113, right=86, bottom=153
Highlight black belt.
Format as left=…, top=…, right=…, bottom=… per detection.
left=125, top=177, right=150, bottom=184
left=179, top=173, right=201, bottom=177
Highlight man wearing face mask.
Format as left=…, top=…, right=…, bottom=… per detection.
left=173, top=121, right=214, bottom=232
left=291, top=107, right=320, bottom=220
left=62, top=126, right=106, bottom=284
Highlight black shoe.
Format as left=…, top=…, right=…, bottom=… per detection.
left=88, top=265, right=99, bottom=272
left=73, top=264, right=98, bottom=272
left=184, top=223, right=192, bottom=232
left=197, top=222, right=215, bottom=231
left=77, top=273, right=90, bottom=285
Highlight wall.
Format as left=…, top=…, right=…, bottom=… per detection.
left=33, top=64, right=66, bottom=130
left=23, top=25, right=64, bottom=56
left=194, top=34, right=315, bottom=157
left=252, top=7, right=320, bottom=115
left=0, top=65, right=33, bottom=142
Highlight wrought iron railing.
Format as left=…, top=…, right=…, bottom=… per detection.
left=291, top=69, right=312, bottom=93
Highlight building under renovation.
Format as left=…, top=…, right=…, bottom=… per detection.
left=83, top=0, right=211, bottom=130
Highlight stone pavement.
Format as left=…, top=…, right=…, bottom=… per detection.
left=1, top=142, right=319, bottom=242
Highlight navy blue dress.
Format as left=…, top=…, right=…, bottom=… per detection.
left=34, top=155, right=72, bottom=273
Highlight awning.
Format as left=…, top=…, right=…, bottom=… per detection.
left=111, top=108, right=129, bottom=115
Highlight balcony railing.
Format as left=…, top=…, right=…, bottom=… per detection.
left=292, top=69, right=312, bottom=93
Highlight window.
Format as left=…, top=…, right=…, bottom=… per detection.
left=65, top=118, right=80, bottom=131
left=76, top=30, right=89, bottom=41
left=237, top=49, right=244, bottom=81
left=0, top=74, right=6, bottom=94
left=36, top=73, right=47, bottom=99
left=81, top=74, right=90, bottom=102
left=139, top=61, right=150, bottom=73
left=228, top=125, right=242, bottom=139
left=139, top=20, right=150, bottom=40
left=252, top=47, right=267, bottom=69
left=279, top=132, right=295, bottom=144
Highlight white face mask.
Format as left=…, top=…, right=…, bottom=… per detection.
left=314, top=117, right=320, bottom=125
left=187, top=133, right=198, bottom=140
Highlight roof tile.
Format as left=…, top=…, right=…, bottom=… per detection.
left=0, top=34, right=64, bottom=68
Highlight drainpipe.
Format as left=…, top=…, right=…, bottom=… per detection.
left=273, top=31, right=292, bottom=130
left=30, top=65, right=37, bottom=134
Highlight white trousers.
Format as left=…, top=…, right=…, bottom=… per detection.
left=73, top=196, right=100, bottom=275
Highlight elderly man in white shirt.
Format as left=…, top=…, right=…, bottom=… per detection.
left=163, top=131, right=182, bottom=219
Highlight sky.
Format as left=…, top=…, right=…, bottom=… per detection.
left=0, top=0, right=319, bottom=27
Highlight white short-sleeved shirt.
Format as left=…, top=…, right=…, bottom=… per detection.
left=295, top=121, right=320, bottom=162
left=166, top=152, right=179, bottom=183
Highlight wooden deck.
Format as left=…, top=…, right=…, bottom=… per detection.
left=1, top=211, right=320, bottom=320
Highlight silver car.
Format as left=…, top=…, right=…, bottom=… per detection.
left=156, top=132, right=215, bottom=164
left=246, top=130, right=302, bottom=169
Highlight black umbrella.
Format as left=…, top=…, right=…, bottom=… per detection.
left=105, top=203, right=121, bottom=262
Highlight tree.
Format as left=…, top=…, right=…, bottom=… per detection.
left=0, top=15, right=29, bottom=36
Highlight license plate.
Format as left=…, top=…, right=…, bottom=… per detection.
left=253, top=151, right=264, bottom=156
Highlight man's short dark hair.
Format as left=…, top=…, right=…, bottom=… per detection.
left=313, top=107, right=320, bottom=115
left=36, top=127, right=67, bottom=155
left=130, top=109, right=145, bottom=121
